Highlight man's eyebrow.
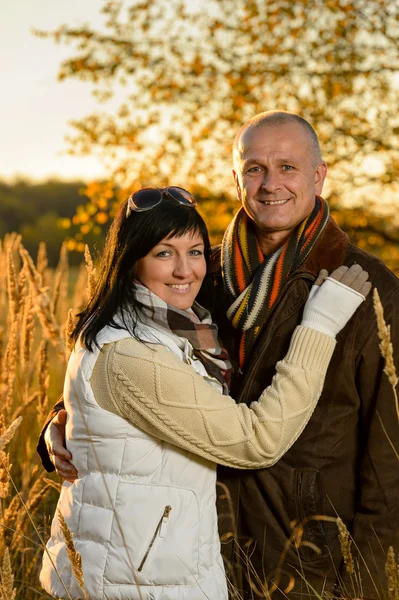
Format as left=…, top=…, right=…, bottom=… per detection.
left=242, top=155, right=298, bottom=164
left=242, top=157, right=261, bottom=165
left=276, top=156, right=298, bottom=163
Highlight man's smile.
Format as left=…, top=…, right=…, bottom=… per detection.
left=258, top=198, right=290, bottom=206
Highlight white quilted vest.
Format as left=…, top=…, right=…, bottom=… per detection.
left=40, top=322, right=228, bottom=600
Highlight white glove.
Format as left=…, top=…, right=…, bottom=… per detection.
left=301, top=277, right=366, bottom=337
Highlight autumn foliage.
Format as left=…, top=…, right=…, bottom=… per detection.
left=34, top=0, right=399, bottom=268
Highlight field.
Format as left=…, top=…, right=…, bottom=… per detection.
left=0, top=232, right=397, bottom=600
left=0, top=233, right=91, bottom=599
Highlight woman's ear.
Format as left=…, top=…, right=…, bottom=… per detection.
left=132, top=259, right=142, bottom=283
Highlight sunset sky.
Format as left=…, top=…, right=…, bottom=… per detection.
left=1, top=1, right=395, bottom=193
left=0, top=0, right=107, bottom=182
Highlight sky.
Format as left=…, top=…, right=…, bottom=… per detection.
left=0, top=0, right=107, bottom=182
left=0, top=1, right=396, bottom=197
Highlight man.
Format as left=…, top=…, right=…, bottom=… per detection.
left=38, top=111, right=399, bottom=598
left=200, top=111, right=399, bottom=598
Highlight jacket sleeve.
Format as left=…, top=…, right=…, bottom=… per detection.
left=36, top=396, right=65, bottom=472
left=93, top=326, right=336, bottom=469
left=338, top=287, right=399, bottom=599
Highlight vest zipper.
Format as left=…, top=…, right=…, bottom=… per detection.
left=137, top=505, right=172, bottom=572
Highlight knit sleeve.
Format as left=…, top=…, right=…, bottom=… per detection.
left=91, top=326, right=336, bottom=469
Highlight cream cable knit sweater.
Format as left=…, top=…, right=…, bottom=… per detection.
left=90, top=325, right=335, bottom=469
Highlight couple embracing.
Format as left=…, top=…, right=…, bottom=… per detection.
left=38, top=111, right=399, bottom=600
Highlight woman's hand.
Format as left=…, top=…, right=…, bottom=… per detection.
left=301, top=264, right=371, bottom=337
left=328, top=264, right=371, bottom=296
left=44, top=409, right=78, bottom=483
left=313, top=265, right=371, bottom=296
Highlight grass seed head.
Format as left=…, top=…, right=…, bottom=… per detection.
left=386, top=546, right=399, bottom=600
left=0, top=452, right=11, bottom=499
left=0, top=547, right=16, bottom=600
left=337, top=517, right=355, bottom=576
left=58, top=509, right=89, bottom=600
left=6, top=250, right=19, bottom=323
left=37, top=341, right=50, bottom=425
left=36, top=242, right=48, bottom=277
left=0, top=417, right=22, bottom=454
left=84, top=244, right=97, bottom=303
left=20, top=291, right=34, bottom=368
left=373, top=288, right=398, bottom=388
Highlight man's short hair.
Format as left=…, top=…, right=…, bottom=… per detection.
left=233, top=111, right=323, bottom=169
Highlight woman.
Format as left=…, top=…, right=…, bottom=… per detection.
left=40, top=187, right=370, bottom=600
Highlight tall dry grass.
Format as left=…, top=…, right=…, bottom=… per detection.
left=0, top=233, right=397, bottom=599
left=0, top=233, right=90, bottom=599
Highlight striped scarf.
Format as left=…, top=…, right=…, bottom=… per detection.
left=134, top=283, right=232, bottom=392
left=221, top=196, right=329, bottom=368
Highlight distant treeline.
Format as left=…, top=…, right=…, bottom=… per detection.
left=1, top=178, right=399, bottom=275
left=0, top=178, right=102, bottom=266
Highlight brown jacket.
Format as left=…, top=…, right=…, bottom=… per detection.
left=199, top=217, right=399, bottom=599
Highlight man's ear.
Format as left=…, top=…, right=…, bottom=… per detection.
left=232, top=169, right=242, bottom=202
left=315, top=161, right=327, bottom=195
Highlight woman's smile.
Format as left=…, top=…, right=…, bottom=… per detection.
left=166, top=283, right=191, bottom=290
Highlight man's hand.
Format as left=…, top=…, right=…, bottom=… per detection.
left=44, top=409, right=77, bottom=482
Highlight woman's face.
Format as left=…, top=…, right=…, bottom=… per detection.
left=135, top=230, right=207, bottom=310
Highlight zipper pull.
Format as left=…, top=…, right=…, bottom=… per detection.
left=159, top=505, right=172, bottom=538
left=138, top=505, right=172, bottom=572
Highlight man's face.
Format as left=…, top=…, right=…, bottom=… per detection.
left=233, top=122, right=327, bottom=242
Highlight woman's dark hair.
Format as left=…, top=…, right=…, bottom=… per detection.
left=71, top=193, right=211, bottom=351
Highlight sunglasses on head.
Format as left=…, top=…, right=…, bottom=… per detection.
left=126, top=186, right=197, bottom=217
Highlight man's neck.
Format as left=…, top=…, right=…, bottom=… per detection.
left=255, top=229, right=292, bottom=256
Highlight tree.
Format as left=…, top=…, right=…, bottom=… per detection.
left=36, top=0, right=399, bottom=271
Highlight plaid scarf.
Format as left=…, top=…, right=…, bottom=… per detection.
left=134, top=283, right=231, bottom=392
left=221, top=196, right=329, bottom=368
